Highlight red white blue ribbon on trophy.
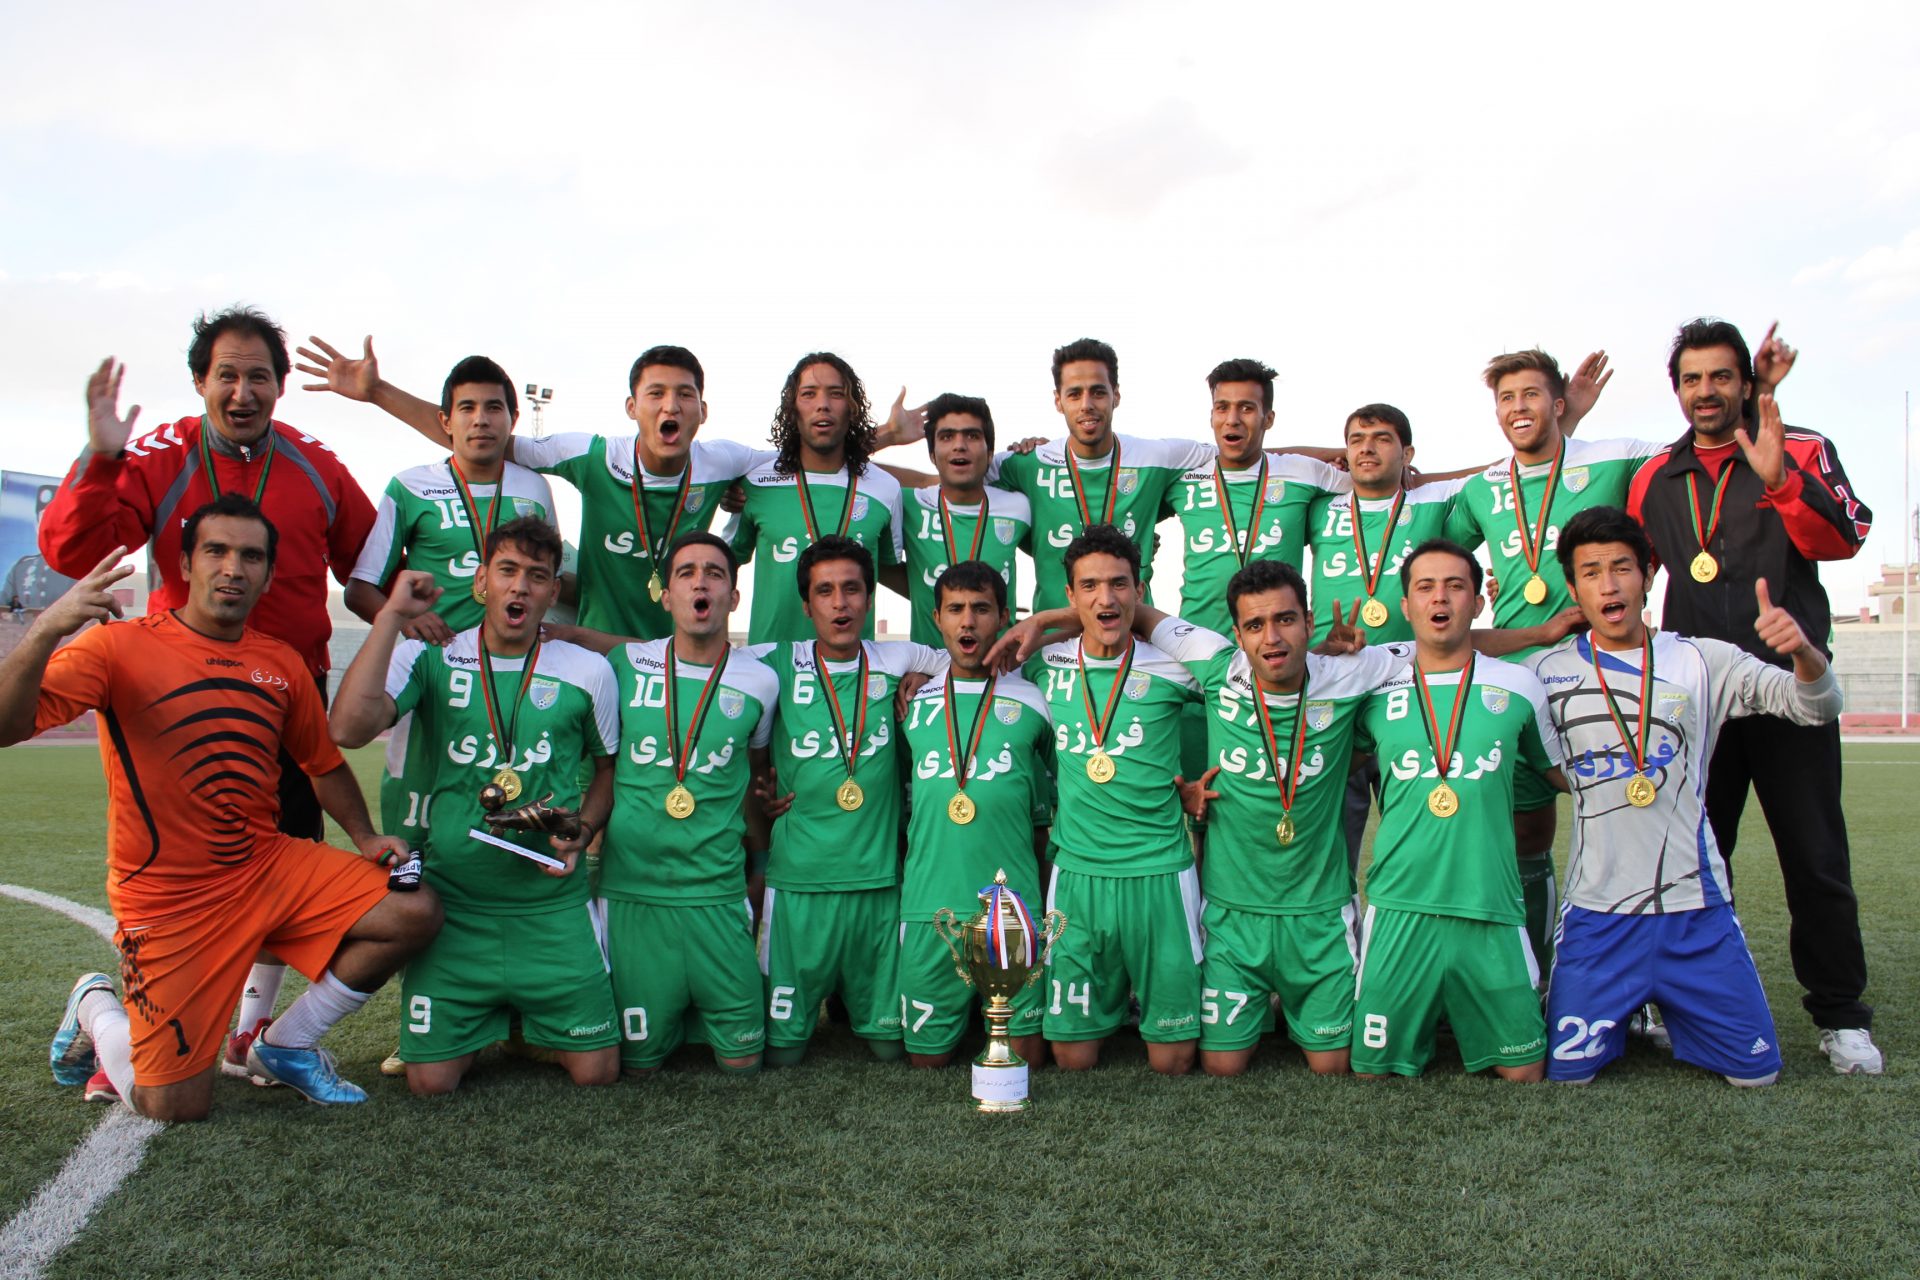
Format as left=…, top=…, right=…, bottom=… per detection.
left=982, top=882, right=1036, bottom=969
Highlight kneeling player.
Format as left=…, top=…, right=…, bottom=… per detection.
left=1352, top=540, right=1566, bottom=1081
left=1530, top=507, right=1839, bottom=1085
left=898, top=562, right=1052, bottom=1067
left=332, top=517, right=621, bottom=1094
left=8, top=498, right=441, bottom=1120
left=599, top=533, right=778, bottom=1074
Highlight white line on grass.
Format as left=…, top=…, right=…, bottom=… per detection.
left=0, top=884, right=162, bottom=1280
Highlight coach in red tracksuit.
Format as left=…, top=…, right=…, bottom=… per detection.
left=1627, top=317, right=1881, bottom=1075
left=39, top=307, right=377, bottom=840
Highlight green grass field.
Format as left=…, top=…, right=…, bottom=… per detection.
left=2, top=742, right=1915, bottom=1279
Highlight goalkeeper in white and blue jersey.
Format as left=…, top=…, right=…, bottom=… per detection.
left=1527, top=507, right=1842, bottom=1086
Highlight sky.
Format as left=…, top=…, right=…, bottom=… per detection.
left=3, top=1, right=1917, bottom=624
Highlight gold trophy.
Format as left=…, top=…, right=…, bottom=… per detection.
left=933, top=869, right=1067, bottom=1113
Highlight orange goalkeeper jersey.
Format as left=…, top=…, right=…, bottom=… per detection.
left=35, top=612, right=345, bottom=917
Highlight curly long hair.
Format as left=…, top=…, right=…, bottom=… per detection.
left=771, top=351, right=876, bottom=478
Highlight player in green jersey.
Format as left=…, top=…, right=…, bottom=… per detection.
left=898, top=561, right=1053, bottom=1068
left=599, top=532, right=779, bottom=1075
left=745, top=536, right=947, bottom=1064
left=729, top=353, right=908, bottom=642
left=1440, top=348, right=1658, bottom=980
left=343, top=356, right=560, bottom=851
left=331, top=517, right=621, bottom=1095
left=900, top=394, right=1033, bottom=645
left=1351, top=539, right=1567, bottom=1080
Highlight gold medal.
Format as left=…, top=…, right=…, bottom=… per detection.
left=470, top=576, right=486, bottom=604
left=1523, top=574, right=1548, bottom=605
left=1360, top=597, right=1389, bottom=629
left=1625, top=774, right=1657, bottom=808
left=1086, top=750, right=1116, bottom=784
left=947, top=792, right=976, bottom=825
left=1276, top=814, right=1295, bottom=846
left=1427, top=781, right=1458, bottom=818
left=648, top=573, right=664, bottom=602
left=1689, top=552, right=1718, bottom=583
left=836, top=778, right=865, bottom=811
left=493, top=768, right=523, bottom=803
left=665, top=783, right=696, bottom=819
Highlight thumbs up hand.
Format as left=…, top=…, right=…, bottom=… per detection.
left=1752, top=578, right=1810, bottom=657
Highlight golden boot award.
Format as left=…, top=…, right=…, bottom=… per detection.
left=933, top=870, right=1067, bottom=1113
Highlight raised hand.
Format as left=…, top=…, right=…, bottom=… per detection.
left=880, top=388, right=929, bottom=448
left=35, top=548, right=133, bottom=638
left=85, top=359, right=141, bottom=455
left=1735, top=392, right=1787, bottom=490
left=1173, top=767, right=1222, bottom=822
left=1753, top=578, right=1809, bottom=656
left=1753, top=322, right=1797, bottom=391
left=381, top=570, right=445, bottom=622
left=1563, top=350, right=1614, bottom=429
left=295, top=335, right=380, bottom=402
left=1320, top=601, right=1366, bottom=655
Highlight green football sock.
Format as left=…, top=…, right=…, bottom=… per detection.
left=1518, top=852, right=1557, bottom=984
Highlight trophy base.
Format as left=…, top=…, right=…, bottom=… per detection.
left=970, top=1061, right=1030, bottom=1113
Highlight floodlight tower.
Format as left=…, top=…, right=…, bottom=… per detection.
left=524, top=383, right=554, bottom=438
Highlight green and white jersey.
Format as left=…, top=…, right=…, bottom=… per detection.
left=350, top=460, right=558, bottom=633
left=902, top=485, right=1033, bottom=644
left=386, top=631, right=619, bottom=916
left=993, top=433, right=1212, bottom=611
left=1306, top=478, right=1465, bottom=647
left=601, top=640, right=779, bottom=907
left=727, top=462, right=906, bottom=642
left=1357, top=654, right=1562, bottom=925
left=1023, top=637, right=1200, bottom=876
left=1162, top=455, right=1349, bottom=634
left=1443, top=436, right=1664, bottom=654
left=1151, top=619, right=1411, bottom=915
left=744, top=639, right=947, bottom=892
left=514, top=433, right=767, bottom=639
left=899, top=671, right=1051, bottom=921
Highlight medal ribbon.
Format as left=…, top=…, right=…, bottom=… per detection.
left=477, top=636, right=544, bottom=774
left=1064, top=440, right=1121, bottom=529
left=983, top=882, right=1037, bottom=969
left=812, top=642, right=871, bottom=783
left=1211, top=457, right=1269, bottom=566
left=1507, top=444, right=1565, bottom=580
left=664, top=644, right=729, bottom=786
left=1251, top=669, right=1310, bottom=816
left=1075, top=636, right=1135, bottom=754
left=1349, top=488, right=1407, bottom=603
left=630, top=440, right=695, bottom=574
left=795, top=469, right=858, bottom=543
left=1411, top=657, right=1475, bottom=784
left=447, top=458, right=503, bottom=572
left=1588, top=632, right=1655, bottom=778
left=943, top=674, right=998, bottom=793
left=1684, top=463, right=1735, bottom=561
left=939, top=490, right=989, bottom=566
left=199, top=428, right=277, bottom=504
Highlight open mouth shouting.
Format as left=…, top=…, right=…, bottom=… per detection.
left=656, top=416, right=685, bottom=447
left=686, top=589, right=714, bottom=624
left=1596, top=597, right=1630, bottom=627
left=502, top=598, right=530, bottom=627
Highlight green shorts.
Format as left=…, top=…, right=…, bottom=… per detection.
left=897, top=919, right=1045, bottom=1055
left=1042, top=865, right=1203, bottom=1043
left=1350, top=906, right=1545, bottom=1076
left=400, top=902, right=619, bottom=1063
left=603, top=897, right=765, bottom=1068
left=1514, top=766, right=1559, bottom=814
left=1200, top=900, right=1360, bottom=1052
left=759, top=886, right=903, bottom=1047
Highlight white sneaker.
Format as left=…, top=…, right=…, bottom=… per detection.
left=1817, top=1028, right=1884, bottom=1076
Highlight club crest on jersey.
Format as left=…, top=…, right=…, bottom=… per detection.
left=850, top=495, right=870, bottom=522
left=1656, top=691, right=1689, bottom=724
left=993, top=517, right=1017, bottom=545
left=718, top=689, right=745, bottom=720
left=994, top=699, right=1021, bottom=726
left=1264, top=478, right=1287, bottom=502
left=530, top=677, right=560, bottom=710
left=510, top=498, right=538, bottom=518
left=866, top=673, right=889, bottom=701
left=1305, top=701, right=1334, bottom=732
left=1124, top=672, right=1151, bottom=701
left=1115, top=468, right=1140, bottom=496
left=1480, top=687, right=1509, bottom=715
left=1563, top=466, right=1590, bottom=494
left=685, top=490, right=706, bottom=514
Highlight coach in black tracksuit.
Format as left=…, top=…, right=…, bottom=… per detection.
left=1628, top=318, right=1877, bottom=1061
